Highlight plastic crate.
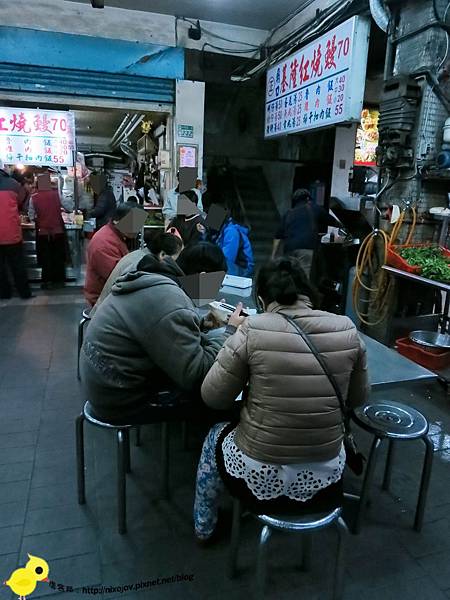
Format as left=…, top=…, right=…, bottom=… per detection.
left=396, top=336, right=450, bottom=371
left=387, top=244, right=450, bottom=275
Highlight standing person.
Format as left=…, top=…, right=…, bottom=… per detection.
left=271, top=188, right=337, bottom=278
left=162, top=172, right=179, bottom=223
left=216, top=206, right=254, bottom=277
left=84, top=202, right=137, bottom=306
left=0, top=160, right=32, bottom=299
left=193, top=257, right=369, bottom=542
left=29, top=173, right=66, bottom=290
left=88, top=177, right=117, bottom=230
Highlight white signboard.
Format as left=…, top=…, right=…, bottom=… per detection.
left=0, top=107, right=75, bottom=167
left=265, top=17, right=370, bottom=138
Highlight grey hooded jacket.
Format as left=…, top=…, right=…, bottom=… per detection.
left=80, top=255, right=227, bottom=420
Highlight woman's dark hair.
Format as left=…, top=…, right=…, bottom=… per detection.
left=256, top=257, right=320, bottom=308
left=112, top=201, right=136, bottom=222
left=292, top=188, right=312, bottom=208
left=177, top=242, right=226, bottom=275
left=148, top=232, right=183, bottom=257
left=180, top=189, right=198, bottom=206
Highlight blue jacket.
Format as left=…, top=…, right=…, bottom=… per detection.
left=217, top=219, right=254, bottom=277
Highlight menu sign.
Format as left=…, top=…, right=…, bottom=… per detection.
left=354, top=108, right=379, bottom=166
left=265, top=16, right=370, bottom=138
left=0, top=107, right=75, bottom=167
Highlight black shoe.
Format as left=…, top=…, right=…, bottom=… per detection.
left=21, top=294, right=35, bottom=299
left=0, top=295, right=12, bottom=300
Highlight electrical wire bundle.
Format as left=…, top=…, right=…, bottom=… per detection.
left=352, top=205, right=417, bottom=327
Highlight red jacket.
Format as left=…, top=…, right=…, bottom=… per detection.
left=0, top=170, right=22, bottom=245
left=31, top=190, right=65, bottom=236
left=84, top=223, right=129, bottom=306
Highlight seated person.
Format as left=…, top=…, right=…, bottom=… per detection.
left=84, top=202, right=137, bottom=306
left=80, top=242, right=241, bottom=424
left=91, top=232, right=183, bottom=315
left=167, top=190, right=206, bottom=247
left=194, top=257, right=369, bottom=542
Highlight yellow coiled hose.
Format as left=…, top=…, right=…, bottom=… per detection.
left=352, top=206, right=417, bottom=327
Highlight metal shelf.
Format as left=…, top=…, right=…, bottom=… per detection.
left=143, top=225, right=165, bottom=229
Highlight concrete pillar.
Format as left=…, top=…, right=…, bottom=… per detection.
left=174, top=80, right=205, bottom=178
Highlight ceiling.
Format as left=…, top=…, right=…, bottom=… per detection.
left=65, top=0, right=300, bottom=30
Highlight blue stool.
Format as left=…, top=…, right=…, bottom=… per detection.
left=228, top=498, right=348, bottom=599
left=351, top=400, right=433, bottom=534
left=77, top=308, right=91, bottom=380
left=75, top=401, right=168, bottom=534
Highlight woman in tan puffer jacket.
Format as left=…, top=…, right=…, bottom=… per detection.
left=194, top=257, right=369, bottom=541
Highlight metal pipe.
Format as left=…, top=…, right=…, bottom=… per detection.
left=110, top=113, right=131, bottom=146
left=111, top=114, right=138, bottom=149
left=113, top=114, right=145, bottom=148
left=369, top=0, right=389, bottom=32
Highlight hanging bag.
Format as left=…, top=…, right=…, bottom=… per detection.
left=280, top=313, right=366, bottom=476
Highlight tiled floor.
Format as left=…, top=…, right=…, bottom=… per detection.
left=0, top=291, right=450, bottom=599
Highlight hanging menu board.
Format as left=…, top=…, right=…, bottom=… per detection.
left=264, top=16, right=370, bottom=138
left=0, top=107, right=75, bottom=167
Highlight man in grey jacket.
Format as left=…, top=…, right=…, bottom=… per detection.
left=80, top=244, right=244, bottom=423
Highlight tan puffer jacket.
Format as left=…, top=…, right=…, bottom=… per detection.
left=201, top=297, right=369, bottom=463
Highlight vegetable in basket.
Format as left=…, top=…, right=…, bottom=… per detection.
left=398, top=246, right=450, bottom=283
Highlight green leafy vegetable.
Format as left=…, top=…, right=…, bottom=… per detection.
left=398, top=246, right=450, bottom=283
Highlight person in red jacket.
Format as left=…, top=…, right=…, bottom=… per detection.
left=0, top=161, right=32, bottom=299
left=84, top=202, right=137, bottom=306
left=29, top=172, right=66, bottom=290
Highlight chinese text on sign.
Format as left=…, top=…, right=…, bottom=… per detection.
left=0, top=108, right=75, bottom=167
left=265, top=17, right=369, bottom=138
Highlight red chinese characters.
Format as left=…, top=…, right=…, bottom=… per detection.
left=10, top=112, right=31, bottom=134
left=34, top=114, right=52, bottom=134
left=311, top=44, right=323, bottom=78
left=290, top=59, right=299, bottom=89
left=298, top=56, right=310, bottom=84
left=325, top=35, right=337, bottom=70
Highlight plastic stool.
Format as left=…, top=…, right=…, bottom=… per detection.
left=351, top=400, right=433, bottom=534
left=77, top=308, right=91, bottom=380
left=75, top=402, right=168, bottom=534
left=228, top=498, right=348, bottom=599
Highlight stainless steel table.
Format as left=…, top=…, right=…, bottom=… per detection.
left=217, top=283, right=436, bottom=389
left=359, top=332, right=436, bottom=388
left=382, top=265, right=450, bottom=333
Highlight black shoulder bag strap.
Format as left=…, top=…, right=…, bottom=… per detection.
left=279, top=313, right=365, bottom=475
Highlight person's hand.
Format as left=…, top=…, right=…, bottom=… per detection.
left=202, top=309, right=227, bottom=331
left=228, top=302, right=246, bottom=329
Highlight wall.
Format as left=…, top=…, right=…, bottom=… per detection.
left=383, top=0, right=450, bottom=241
left=0, top=0, right=267, bottom=56
left=175, top=80, right=205, bottom=178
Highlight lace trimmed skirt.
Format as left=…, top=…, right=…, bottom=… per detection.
left=215, top=423, right=345, bottom=515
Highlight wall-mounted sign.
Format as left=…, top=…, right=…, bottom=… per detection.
left=0, top=107, right=75, bottom=167
left=177, top=124, right=194, bottom=139
left=178, top=144, right=197, bottom=169
left=354, top=108, right=379, bottom=166
left=264, top=16, right=370, bottom=138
